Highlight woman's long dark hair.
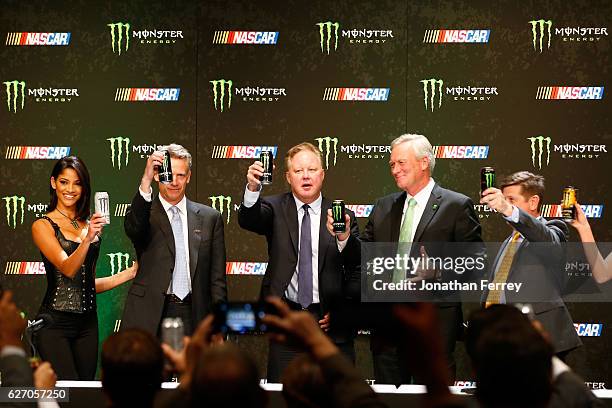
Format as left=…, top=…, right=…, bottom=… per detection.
left=48, top=156, right=91, bottom=220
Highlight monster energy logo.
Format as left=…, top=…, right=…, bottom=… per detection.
left=484, top=173, right=495, bottom=189
left=315, top=137, right=338, bottom=169
left=420, top=78, right=444, bottom=111
left=3, top=80, right=26, bottom=113
left=2, top=196, right=25, bottom=229
left=108, top=22, right=131, bottom=55
left=107, top=253, right=130, bottom=276
left=529, top=19, right=552, bottom=53
left=209, top=195, right=232, bottom=224
left=210, top=79, right=233, bottom=112
left=316, top=22, right=339, bottom=54
left=332, top=203, right=343, bottom=222
left=528, top=136, right=552, bottom=169
left=107, top=137, right=130, bottom=169
left=261, top=152, right=271, bottom=172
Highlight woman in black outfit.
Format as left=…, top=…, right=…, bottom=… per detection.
left=31, top=156, right=137, bottom=380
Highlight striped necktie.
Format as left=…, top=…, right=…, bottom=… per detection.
left=485, top=232, right=521, bottom=307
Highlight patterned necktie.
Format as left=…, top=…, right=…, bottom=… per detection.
left=393, top=198, right=417, bottom=283
left=298, top=204, right=313, bottom=308
left=170, top=206, right=189, bottom=300
left=485, top=232, right=521, bottom=307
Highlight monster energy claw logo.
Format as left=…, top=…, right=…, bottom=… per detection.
left=484, top=173, right=495, bottom=188
left=2, top=196, right=25, bottom=229
left=528, top=136, right=551, bottom=169
left=316, top=22, right=339, bottom=54
left=332, top=204, right=342, bottom=221
left=421, top=79, right=443, bottom=111
left=315, top=137, right=338, bottom=169
left=209, top=196, right=232, bottom=224
left=3, top=80, right=26, bottom=113
left=107, top=137, right=130, bottom=169
left=107, top=253, right=130, bottom=276
left=529, top=19, right=552, bottom=52
left=210, top=79, right=233, bottom=112
left=108, top=22, right=130, bottom=55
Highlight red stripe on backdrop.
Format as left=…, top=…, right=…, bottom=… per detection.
left=228, top=31, right=236, bottom=44
left=438, top=30, right=445, bottom=43
left=20, top=32, right=28, bottom=45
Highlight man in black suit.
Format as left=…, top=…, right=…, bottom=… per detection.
left=238, top=142, right=360, bottom=382
left=122, top=144, right=227, bottom=337
left=480, top=171, right=581, bottom=356
left=342, top=134, right=484, bottom=385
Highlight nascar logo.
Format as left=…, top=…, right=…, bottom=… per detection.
left=6, top=32, right=70, bottom=46
left=323, top=88, right=389, bottom=101
left=115, top=88, right=180, bottom=101
left=574, top=323, right=603, bottom=337
left=346, top=205, right=373, bottom=218
left=536, top=86, right=604, bottom=100
left=211, top=146, right=278, bottom=159
left=5, top=146, right=71, bottom=160
left=213, top=31, right=278, bottom=44
left=541, top=204, right=604, bottom=218
left=114, top=204, right=130, bottom=217
left=225, top=262, right=267, bottom=275
left=5, top=261, right=46, bottom=275
left=433, top=145, right=489, bottom=159
left=423, top=29, right=490, bottom=43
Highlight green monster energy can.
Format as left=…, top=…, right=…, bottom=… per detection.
left=480, top=167, right=496, bottom=195
left=157, top=149, right=173, bottom=184
left=561, top=186, right=578, bottom=221
left=260, top=150, right=273, bottom=185
left=332, top=200, right=346, bottom=233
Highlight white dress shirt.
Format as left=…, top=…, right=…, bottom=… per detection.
left=139, top=186, right=191, bottom=294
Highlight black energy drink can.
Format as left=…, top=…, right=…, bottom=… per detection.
left=260, top=150, right=273, bottom=185
left=481, top=167, right=496, bottom=195
left=332, top=200, right=346, bottom=233
left=561, top=186, right=578, bottom=221
left=158, top=149, right=173, bottom=184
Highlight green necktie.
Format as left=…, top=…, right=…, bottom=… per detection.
left=393, top=198, right=417, bottom=283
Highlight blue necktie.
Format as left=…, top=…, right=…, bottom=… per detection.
left=298, top=204, right=313, bottom=308
left=170, top=206, right=189, bottom=300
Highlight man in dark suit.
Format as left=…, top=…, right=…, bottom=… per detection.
left=122, top=144, right=227, bottom=337
left=238, top=142, right=360, bottom=382
left=480, top=171, right=581, bottom=356
left=342, top=134, right=484, bottom=385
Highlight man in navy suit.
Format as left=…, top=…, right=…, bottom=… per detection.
left=342, top=134, right=484, bottom=385
left=238, top=142, right=360, bottom=382
left=480, top=171, right=581, bottom=356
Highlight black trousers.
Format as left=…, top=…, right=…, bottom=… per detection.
left=266, top=300, right=356, bottom=383
left=371, top=304, right=461, bottom=386
left=159, top=295, right=194, bottom=337
left=34, top=309, right=98, bottom=380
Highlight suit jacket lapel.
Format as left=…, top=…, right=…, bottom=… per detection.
left=413, top=185, right=442, bottom=243
left=282, top=193, right=299, bottom=255
left=390, top=192, right=406, bottom=242
left=318, top=198, right=333, bottom=275
left=152, top=198, right=175, bottom=258
left=187, top=200, right=203, bottom=280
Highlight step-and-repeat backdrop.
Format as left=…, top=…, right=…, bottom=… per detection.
left=1, top=0, right=610, bottom=386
